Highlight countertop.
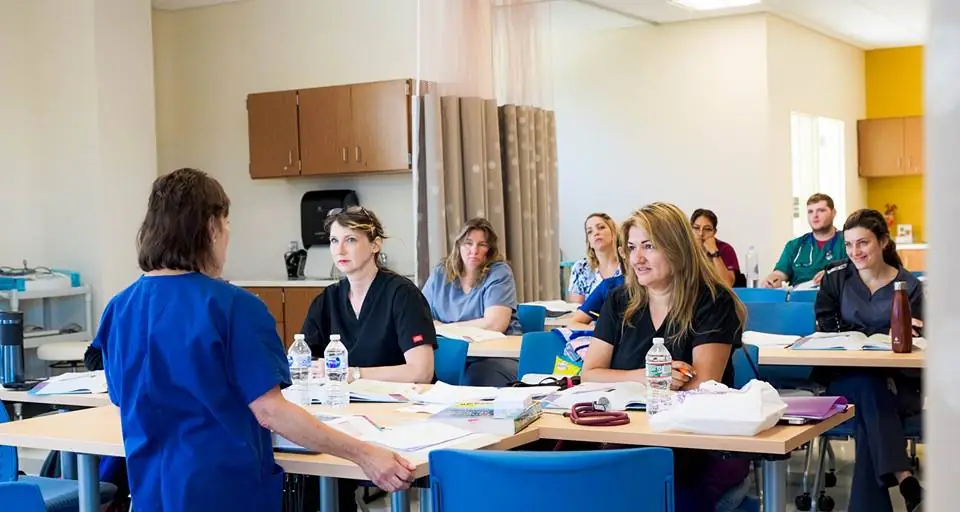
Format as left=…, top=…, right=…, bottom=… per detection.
left=227, top=278, right=338, bottom=288
left=897, top=243, right=928, bottom=250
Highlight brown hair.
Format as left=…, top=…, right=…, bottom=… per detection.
left=137, top=168, right=230, bottom=273
left=324, top=206, right=388, bottom=268
left=443, top=218, right=505, bottom=284
left=621, top=202, right=746, bottom=343
left=583, top=213, right=622, bottom=271
left=842, top=209, right=902, bottom=268
left=807, top=193, right=835, bottom=210
left=690, top=208, right=718, bottom=230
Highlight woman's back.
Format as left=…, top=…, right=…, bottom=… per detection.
left=97, top=272, right=290, bottom=511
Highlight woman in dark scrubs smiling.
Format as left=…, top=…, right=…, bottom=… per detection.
left=580, top=202, right=748, bottom=511
left=815, top=209, right=924, bottom=512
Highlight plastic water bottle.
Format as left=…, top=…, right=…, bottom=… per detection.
left=287, top=333, right=312, bottom=407
left=324, top=334, right=349, bottom=409
left=645, top=338, right=673, bottom=415
left=746, top=245, right=759, bottom=288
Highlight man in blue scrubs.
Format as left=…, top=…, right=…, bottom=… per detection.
left=96, top=169, right=413, bottom=511
left=762, top=193, right=847, bottom=288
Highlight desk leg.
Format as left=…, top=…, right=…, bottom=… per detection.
left=391, top=489, right=410, bottom=512
left=78, top=454, right=100, bottom=512
left=319, top=477, right=338, bottom=512
left=418, top=487, right=431, bottom=512
left=761, top=458, right=787, bottom=512
left=61, top=451, right=78, bottom=479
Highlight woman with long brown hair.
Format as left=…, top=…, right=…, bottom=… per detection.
left=566, top=212, right=623, bottom=303
left=580, top=202, right=748, bottom=511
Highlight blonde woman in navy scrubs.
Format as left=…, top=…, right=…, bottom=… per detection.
left=93, top=169, right=413, bottom=512
left=422, top=217, right=522, bottom=386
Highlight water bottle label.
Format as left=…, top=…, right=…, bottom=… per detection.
left=325, top=356, right=344, bottom=370
left=646, top=363, right=671, bottom=379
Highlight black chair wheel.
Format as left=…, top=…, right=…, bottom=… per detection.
left=824, top=470, right=838, bottom=488
left=795, top=493, right=813, bottom=511
left=817, top=493, right=836, bottom=511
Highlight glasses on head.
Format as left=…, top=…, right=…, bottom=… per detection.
left=327, top=205, right=370, bottom=218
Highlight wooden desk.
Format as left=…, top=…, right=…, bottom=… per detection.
left=758, top=346, right=924, bottom=369
left=0, top=389, right=112, bottom=409
left=466, top=335, right=522, bottom=358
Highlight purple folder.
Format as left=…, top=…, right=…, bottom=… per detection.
left=782, top=396, right=849, bottom=420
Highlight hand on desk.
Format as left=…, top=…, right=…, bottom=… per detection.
left=359, top=445, right=416, bottom=492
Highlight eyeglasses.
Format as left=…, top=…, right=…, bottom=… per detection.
left=327, top=205, right=371, bottom=218
left=691, top=225, right=715, bottom=234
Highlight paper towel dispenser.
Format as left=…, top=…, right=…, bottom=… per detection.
left=300, top=189, right=360, bottom=248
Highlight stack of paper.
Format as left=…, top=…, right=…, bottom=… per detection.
left=30, top=371, right=107, bottom=396
left=307, top=379, right=418, bottom=404
left=540, top=382, right=648, bottom=411
left=435, top=325, right=506, bottom=342
left=743, top=331, right=805, bottom=347
left=274, top=414, right=384, bottom=452
left=409, top=382, right=558, bottom=405
left=365, top=421, right=475, bottom=452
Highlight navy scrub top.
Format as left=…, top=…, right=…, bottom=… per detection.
left=301, top=270, right=438, bottom=367
left=94, top=272, right=291, bottom=512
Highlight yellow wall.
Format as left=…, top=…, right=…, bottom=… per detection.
left=864, top=46, right=925, bottom=241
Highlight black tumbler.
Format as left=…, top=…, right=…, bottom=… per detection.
left=0, top=311, right=25, bottom=387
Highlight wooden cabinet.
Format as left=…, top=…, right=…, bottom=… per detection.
left=242, top=286, right=325, bottom=349
left=247, top=80, right=413, bottom=179
left=898, top=249, right=926, bottom=272
left=282, top=287, right=324, bottom=345
left=247, top=91, right=301, bottom=179
left=858, top=116, right=924, bottom=177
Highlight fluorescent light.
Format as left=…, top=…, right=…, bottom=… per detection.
left=670, top=0, right=762, bottom=11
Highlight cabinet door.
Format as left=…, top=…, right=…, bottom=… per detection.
left=247, top=91, right=300, bottom=179
left=858, top=118, right=905, bottom=177
left=899, top=249, right=926, bottom=272
left=350, top=80, right=411, bottom=172
left=903, top=116, right=924, bottom=175
left=244, top=287, right=285, bottom=343
left=299, top=86, right=353, bottom=175
left=283, top=287, right=325, bottom=347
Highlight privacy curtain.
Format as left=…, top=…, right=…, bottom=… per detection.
left=415, top=92, right=560, bottom=302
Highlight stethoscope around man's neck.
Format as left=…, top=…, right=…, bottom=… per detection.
left=793, top=230, right=840, bottom=266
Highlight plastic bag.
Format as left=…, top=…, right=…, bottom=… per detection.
left=648, top=379, right=787, bottom=436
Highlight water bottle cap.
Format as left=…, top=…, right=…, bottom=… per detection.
left=894, top=281, right=907, bottom=291
left=653, top=337, right=665, bottom=344
left=330, top=334, right=341, bottom=342
left=293, top=333, right=305, bottom=341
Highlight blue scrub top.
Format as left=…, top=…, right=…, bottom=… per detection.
left=578, top=275, right=625, bottom=320
left=93, top=272, right=291, bottom=512
left=421, top=262, right=522, bottom=334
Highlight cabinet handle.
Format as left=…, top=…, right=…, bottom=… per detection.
left=897, top=157, right=902, bottom=169
left=355, top=146, right=361, bottom=163
left=342, top=148, right=347, bottom=162
left=288, top=151, right=293, bottom=166
left=908, top=156, right=913, bottom=170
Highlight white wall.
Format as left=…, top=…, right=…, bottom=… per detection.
left=152, top=0, right=422, bottom=279
left=766, top=15, right=866, bottom=246
left=552, top=15, right=772, bottom=267
left=552, top=13, right=866, bottom=273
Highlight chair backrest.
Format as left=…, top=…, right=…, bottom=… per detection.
left=0, top=482, right=47, bottom=512
left=0, top=401, right=18, bottom=482
left=517, top=331, right=567, bottom=378
left=732, top=344, right=760, bottom=389
left=517, top=304, right=546, bottom=333
left=434, top=337, right=469, bottom=385
left=744, top=301, right=815, bottom=336
left=429, top=447, right=674, bottom=512
left=733, top=288, right=788, bottom=303
left=787, top=289, right=818, bottom=303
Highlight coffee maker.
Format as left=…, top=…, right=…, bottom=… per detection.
left=0, top=311, right=26, bottom=389
left=285, top=241, right=308, bottom=280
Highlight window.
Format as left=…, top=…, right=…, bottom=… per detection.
left=791, top=112, right=846, bottom=237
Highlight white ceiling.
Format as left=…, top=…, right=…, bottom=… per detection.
left=151, top=0, right=927, bottom=50
left=583, top=0, right=928, bottom=49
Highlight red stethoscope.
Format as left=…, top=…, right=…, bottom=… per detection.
left=563, top=397, right=631, bottom=427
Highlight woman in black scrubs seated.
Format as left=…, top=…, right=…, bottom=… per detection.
left=815, top=209, right=924, bottom=512
left=580, top=202, right=748, bottom=512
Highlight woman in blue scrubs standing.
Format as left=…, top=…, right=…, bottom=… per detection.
left=93, top=168, right=414, bottom=512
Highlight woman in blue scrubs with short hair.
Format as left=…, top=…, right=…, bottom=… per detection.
left=94, top=168, right=414, bottom=511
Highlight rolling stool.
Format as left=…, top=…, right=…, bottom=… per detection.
left=36, top=341, right=89, bottom=375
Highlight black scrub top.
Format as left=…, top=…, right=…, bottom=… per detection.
left=818, top=263, right=923, bottom=336
left=301, top=270, right=438, bottom=367
left=593, top=284, right=743, bottom=387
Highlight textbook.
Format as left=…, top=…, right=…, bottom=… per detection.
left=430, top=402, right=541, bottom=436
left=789, top=332, right=927, bottom=351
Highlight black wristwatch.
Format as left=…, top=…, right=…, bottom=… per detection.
left=707, top=250, right=721, bottom=259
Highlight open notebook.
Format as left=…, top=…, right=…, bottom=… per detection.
left=540, top=382, right=647, bottom=412
left=790, top=332, right=927, bottom=351
left=435, top=325, right=506, bottom=343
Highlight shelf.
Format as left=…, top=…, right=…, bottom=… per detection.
left=23, top=332, right=92, bottom=350
left=0, top=285, right=91, bottom=301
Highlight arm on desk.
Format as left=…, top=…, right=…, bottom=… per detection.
left=250, top=387, right=414, bottom=491
left=580, top=338, right=645, bottom=383
left=358, top=345, right=435, bottom=384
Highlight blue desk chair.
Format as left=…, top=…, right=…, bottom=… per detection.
left=733, top=288, right=788, bottom=303
left=732, top=344, right=761, bottom=389
left=434, top=337, right=469, bottom=385
left=788, top=289, right=818, bottom=303
left=744, top=301, right=815, bottom=387
left=0, top=481, right=47, bottom=512
left=517, top=304, right=546, bottom=333
left=0, top=401, right=118, bottom=511
left=516, top=331, right=566, bottom=379
left=429, top=447, right=675, bottom=512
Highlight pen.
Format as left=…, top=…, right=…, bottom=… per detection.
left=678, top=369, right=695, bottom=380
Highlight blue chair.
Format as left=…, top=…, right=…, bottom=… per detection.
left=732, top=344, right=760, bottom=389
left=0, top=481, right=47, bottom=512
left=434, top=337, right=469, bottom=385
left=517, top=304, right=546, bottom=333
left=744, top=301, right=815, bottom=387
left=516, top=331, right=567, bottom=379
left=733, top=288, right=788, bottom=303
left=429, top=447, right=675, bottom=512
left=0, top=401, right=118, bottom=511
left=788, top=289, right=818, bottom=303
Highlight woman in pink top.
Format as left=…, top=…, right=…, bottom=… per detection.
left=690, top=209, right=740, bottom=287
